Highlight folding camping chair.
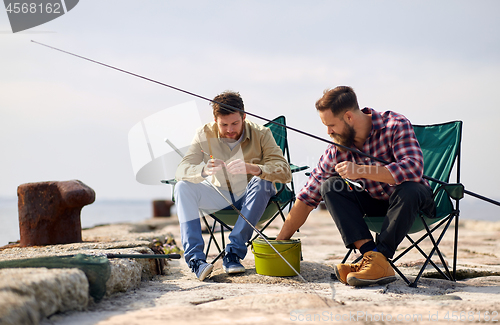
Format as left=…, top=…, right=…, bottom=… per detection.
left=162, top=116, right=308, bottom=264
left=341, top=121, right=464, bottom=287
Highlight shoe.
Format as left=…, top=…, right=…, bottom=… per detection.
left=223, top=252, right=245, bottom=274
left=333, top=260, right=363, bottom=285
left=346, top=251, right=396, bottom=287
left=189, top=259, right=213, bottom=281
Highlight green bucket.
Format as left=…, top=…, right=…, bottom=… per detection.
left=251, top=237, right=301, bottom=276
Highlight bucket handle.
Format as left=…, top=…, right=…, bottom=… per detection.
left=251, top=243, right=300, bottom=257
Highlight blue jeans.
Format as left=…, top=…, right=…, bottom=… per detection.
left=174, top=176, right=276, bottom=264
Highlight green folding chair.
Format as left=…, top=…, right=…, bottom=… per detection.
left=162, top=116, right=308, bottom=264
left=342, top=121, right=464, bottom=287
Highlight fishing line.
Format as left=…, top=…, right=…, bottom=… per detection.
left=31, top=40, right=500, bottom=208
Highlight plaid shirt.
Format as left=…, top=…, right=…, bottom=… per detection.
left=298, top=107, right=429, bottom=208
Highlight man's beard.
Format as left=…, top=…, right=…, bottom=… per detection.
left=221, top=129, right=243, bottom=141
left=330, top=121, right=356, bottom=152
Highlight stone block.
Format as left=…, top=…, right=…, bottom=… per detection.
left=18, top=180, right=95, bottom=247
left=0, top=268, right=88, bottom=325
left=106, top=258, right=142, bottom=296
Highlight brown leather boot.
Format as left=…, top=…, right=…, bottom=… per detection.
left=346, top=251, right=396, bottom=287
left=333, top=260, right=363, bottom=285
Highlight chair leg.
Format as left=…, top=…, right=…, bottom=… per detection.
left=390, top=216, right=453, bottom=285
left=453, top=212, right=459, bottom=280
left=405, top=235, right=450, bottom=280
left=421, top=215, right=455, bottom=280
left=211, top=250, right=226, bottom=265
left=388, top=259, right=411, bottom=285
left=382, top=213, right=458, bottom=287
left=409, top=215, right=456, bottom=286
left=201, top=212, right=234, bottom=264
left=220, top=222, right=225, bottom=250
left=277, top=201, right=288, bottom=222
left=411, top=245, right=448, bottom=287
left=202, top=216, right=222, bottom=257
left=341, top=249, right=353, bottom=263
left=392, top=216, right=450, bottom=264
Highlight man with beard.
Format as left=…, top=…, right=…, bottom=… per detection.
left=175, top=90, right=291, bottom=281
left=277, top=86, right=435, bottom=287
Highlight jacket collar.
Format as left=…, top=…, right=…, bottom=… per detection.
left=362, top=107, right=385, bottom=132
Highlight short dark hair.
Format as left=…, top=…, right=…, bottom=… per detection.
left=315, top=86, right=359, bottom=116
left=211, top=91, right=245, bottom=118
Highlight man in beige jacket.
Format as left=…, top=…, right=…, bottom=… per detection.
left=175, top=91, right=291, bottom=281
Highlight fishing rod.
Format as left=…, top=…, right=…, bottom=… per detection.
left=31, top=40, right=500, bottom=207
left=30, top=40, right=354, bottom=153
left=106, top=253, right=181, bottom=259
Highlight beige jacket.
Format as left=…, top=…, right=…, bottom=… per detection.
left=175, top=119, right=292, bottom=196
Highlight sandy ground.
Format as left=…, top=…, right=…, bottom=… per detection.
left=40, top=210, right=500, bottom=325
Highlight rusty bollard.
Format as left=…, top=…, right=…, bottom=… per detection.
left=17, top=180, right=96, bottom=247
left=152, top=200, right=174, bottom=217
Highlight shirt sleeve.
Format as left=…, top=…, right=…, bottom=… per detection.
left=174, top=130, right=207, bottom=183
left=384, top=119, right=425, bottom=185
left=297, top=145, right=339, bottom=208
left=255, top=128, right=292, bottom=184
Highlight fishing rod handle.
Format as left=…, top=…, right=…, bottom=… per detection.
left=106, top=253, right=181, bottom=259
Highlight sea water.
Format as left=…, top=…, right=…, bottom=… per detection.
left=0, top=195, right=498, bottom=246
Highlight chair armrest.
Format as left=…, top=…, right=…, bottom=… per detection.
left=161, top=179, right=177, bottom=202
left=290, top=164, right=309, bottom=173
left=433, top=183, right=464, bottom=200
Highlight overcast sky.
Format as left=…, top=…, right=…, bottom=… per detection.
left=1, top=1, right=499, bottom=216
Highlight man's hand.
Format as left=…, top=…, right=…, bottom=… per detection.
left=226, top=159, right=262, bottom=176
left=335, top=161, right=396, bottom=185
left=335, top=161, right=359, bottom=179
left=276, top=200, right=314, bottom=240
left=202, top=159, right=225, bottom=177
